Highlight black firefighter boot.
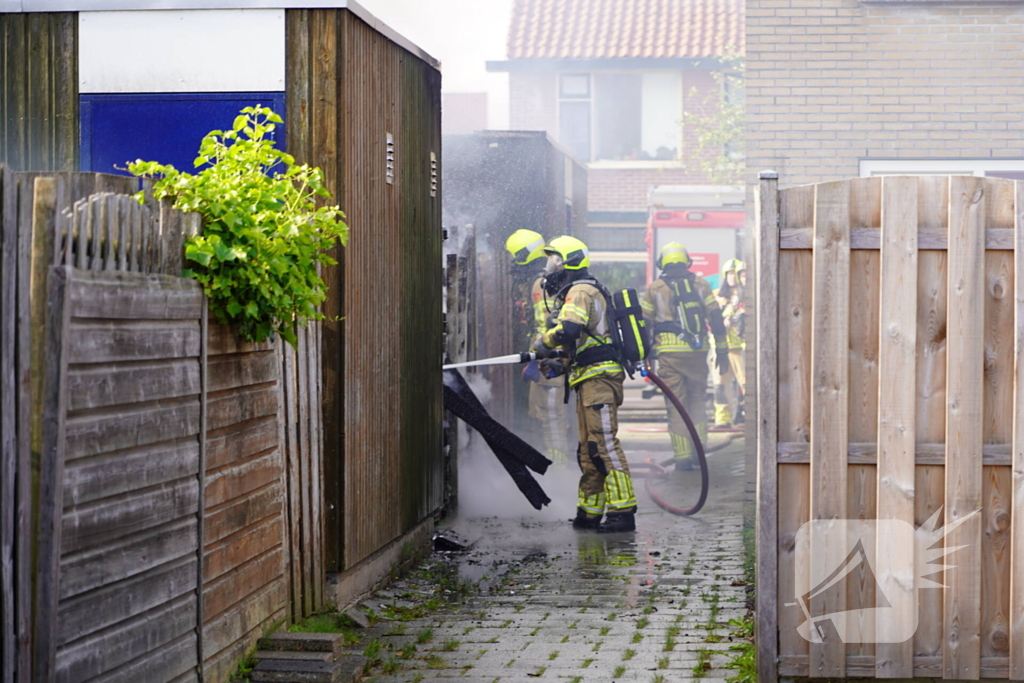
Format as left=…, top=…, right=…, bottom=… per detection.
left=572, top=508, right=602, bottom=531
left=598, top=510, right=636, bottom=533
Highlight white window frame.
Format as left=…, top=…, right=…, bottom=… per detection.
left=557, top=73, right=593, bottom=163
left=556, top=70, right=688, bottom=169
left=860, top=159, right=1024, bottom=177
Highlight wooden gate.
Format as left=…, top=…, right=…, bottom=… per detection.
left=756, top=174, right=1024, bottom=680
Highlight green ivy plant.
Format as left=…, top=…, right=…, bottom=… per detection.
left=129, top=105, right=348, bottom=345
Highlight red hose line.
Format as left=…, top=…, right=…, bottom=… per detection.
left=642, top=369, right=710, bottom=516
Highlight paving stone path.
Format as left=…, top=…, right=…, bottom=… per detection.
left=345, top=427, right=751, bottom=683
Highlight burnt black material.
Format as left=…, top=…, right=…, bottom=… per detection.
left=443, top=369, right=552, bottom=509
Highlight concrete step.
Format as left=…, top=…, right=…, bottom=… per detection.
left=250, top=655, right=367, bottom=683
left=258, top=632, right=345, bottom=655
left=253, top=650, right=333, bottom=662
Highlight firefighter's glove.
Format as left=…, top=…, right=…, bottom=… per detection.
left=545, top=312, right=559, bottom=329
left=539, top=358, right=569, bottom=379
left=715, top=346, right=730, bottom=377
left=522, top=361, right=542, bottom=383
left=533, top=346, right=564, bottom=360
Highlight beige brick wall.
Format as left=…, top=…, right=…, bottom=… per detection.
left=509, top=72, right=558, bottom=135
left=589, top=167, right=714, bottom=211
left=746, top=0, right=1024, bottom=187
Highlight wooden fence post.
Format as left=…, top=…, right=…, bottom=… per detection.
left=28, top=177, right=70, bottom=683
left=755, top=170, right=780, bottom=683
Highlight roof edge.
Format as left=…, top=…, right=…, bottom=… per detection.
left=487, top=57, right=727, bottom=72
left=0, top=0, right=440, bottom=70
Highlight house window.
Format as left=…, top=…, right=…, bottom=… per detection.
left=557, top=71, right=682, bottom=163
left=860, top=159, right=1024, bottom=179
left=723, top=75, right=745, bottom=161
left=559, top=74, right=592, bottom=162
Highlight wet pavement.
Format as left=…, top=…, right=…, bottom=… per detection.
left=348, top=418, right=751, bottom=683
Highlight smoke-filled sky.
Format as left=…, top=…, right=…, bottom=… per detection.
left=359, top=0, right=514, bottom=129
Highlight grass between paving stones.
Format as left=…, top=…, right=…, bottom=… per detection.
left=721, top=501, right=758, bottom=683
left=631, top=632, right=643, bottom=643
left=693, top=648, right=714, bottom=678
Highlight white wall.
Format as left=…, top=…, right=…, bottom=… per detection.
left=79, top=10, right=285, bottom=93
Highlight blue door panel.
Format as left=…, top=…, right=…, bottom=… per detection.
left=80, top=92, right=287, bottom=175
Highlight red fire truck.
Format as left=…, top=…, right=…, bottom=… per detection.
left=645, top=186, right=745, bottom=289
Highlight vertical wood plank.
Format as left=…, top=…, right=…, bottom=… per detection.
left=809, top=179, right=850, bottom=679
left=875, top=176, right=918, bottom=677
left=944, top=175, right=985, bottom=680
left=309, top=320, right=324, bottom=610
left=1, top=166, right=16, bottom=683
left=283, top=339, right=302, bottom=619
left=75, top=194, right=88, bottom=270
left=196, top=302, right=207, bottom=675
left=89, top=196, right=102, bottom=271
left=115, top=197, right=127, bottom=272
left=777, top=251, right=813, bottom=660
left=982, top=180, right=1014, bottom=666
left=102, top=193, right=116, bottom=270
left=15, top=175, right=34, bottom=681
left=846, top=180, right=880, bottom=660
left=296, top=328, right=313, bottom=618
left=1010, top=179, right=1024, bottom=679
left=916, top=175, right=949, bottom=662
left=128, top=200, right=139, bottom=273
left=29, top=179, right=68, bottom=683
left=755, top=171, right=780, bottom=683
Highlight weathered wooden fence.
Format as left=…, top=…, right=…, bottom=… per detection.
left=443, top=223, right=478, bottom=507
left=1, top=168, right=325, bottom=683
left=756, top=174, right=1024, bottom=681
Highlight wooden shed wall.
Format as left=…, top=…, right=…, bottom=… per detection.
left=286, top=8, right=443, bottom=572
left=0, top=13, right=78, bottom=172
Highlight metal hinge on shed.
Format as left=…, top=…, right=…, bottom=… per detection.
left=430, top=152, right=438, bottom=198
left=386, top=133, right=395, bottom=185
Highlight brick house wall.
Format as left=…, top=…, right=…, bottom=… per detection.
left=746, top=0, right=1024, bottom=187
left=510, top=67, right=728, bottom=212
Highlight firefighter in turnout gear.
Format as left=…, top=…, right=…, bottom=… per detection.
left=711, top=259, right=747, bottom=427
left=536, top=236, right=637, bottom=533
left=504, top=229, right=570, bottom=466
left=642, top=243, right=729, bottom=471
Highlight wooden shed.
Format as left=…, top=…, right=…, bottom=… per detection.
left=1, top=1, right=443, bottom=679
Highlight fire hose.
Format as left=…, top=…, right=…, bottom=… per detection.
left=633, top=364, right=710, bottom=516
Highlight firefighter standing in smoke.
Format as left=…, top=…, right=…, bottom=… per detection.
left=504, top=229, right=570, bottom=466
left=642, top=242, right=729, bottom=471
left=711, top=259, right=747, bottom=427
left=536, top=236, right=638, bottom=533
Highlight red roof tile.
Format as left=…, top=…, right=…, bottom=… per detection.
left=507, top=0, right=743, bottom=60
